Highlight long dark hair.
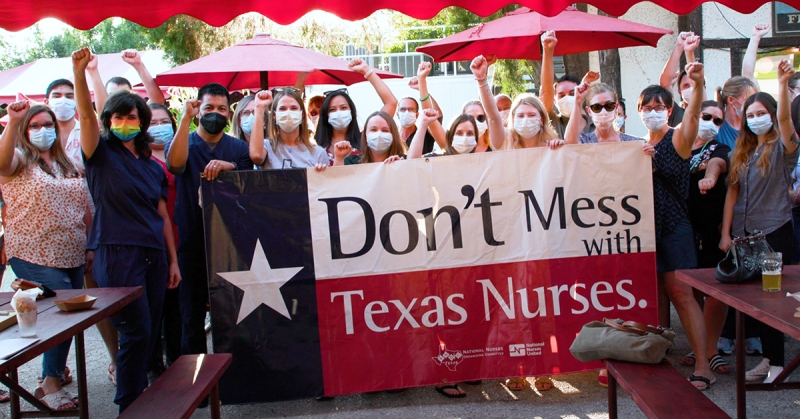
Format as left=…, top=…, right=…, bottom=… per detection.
left=100, top=91, right=153, bottom=158
left=18, top=105, right=80, bottom=178
left=359, top=111, right=406, bottom=163
left=728, top=92, right=779, bottom=186
left=314, top=91, right=360, bottom=150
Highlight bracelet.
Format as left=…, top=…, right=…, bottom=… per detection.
left=420, top=93, right=431, bottom=102
left=363, top=69, right=375, bottom=79
left=478, top=81, right=489, bottom=89
left=475, top=77, right=487, bottom=82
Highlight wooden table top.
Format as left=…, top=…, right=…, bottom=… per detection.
left=0, top=287, right=142, bottom=373
left=675, top=266, right=800, bottom=341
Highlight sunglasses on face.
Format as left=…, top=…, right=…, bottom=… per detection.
left=474, top=114, right=486, bottom=123
left=701, top=113, right=724, bottom=126
left=588, top=101, right=616, bottom=113
left=324, top=88, right=349, bottom=97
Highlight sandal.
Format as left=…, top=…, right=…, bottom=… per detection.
left=534, top=376, right=553, bottom=391
left=0, top=389, right=9, bottom=403
left=505, top=377, right=526, bottom=391
left=598, top=369, right=609, bottom=388
left=688, top=374, right=716, bottom=391
left=709, top=354, right=731, bottom=374
left=34, top=387, right=78, bottom=407
left=39, top=389, right=76, bottom=410
left=435, top=384, right=466, bottom=398
left=108, top=364, right=117, bottom=386
left=680, top=352, right=696, bottom=367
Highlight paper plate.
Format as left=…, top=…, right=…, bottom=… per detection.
left=54, top=295, right=97, bottom=312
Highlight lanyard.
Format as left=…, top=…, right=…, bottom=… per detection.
left=689, top=141, right=712, bottom=172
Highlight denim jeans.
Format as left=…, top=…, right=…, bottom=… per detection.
left=92, top=244, right=167, bottom=412
left=9, top=258, right=84, bottom=379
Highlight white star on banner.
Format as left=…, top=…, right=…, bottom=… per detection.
left=217, top=239, right=303, bottom=323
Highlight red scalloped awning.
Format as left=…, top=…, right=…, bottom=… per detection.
left=0, top=1, right=789, bottom=31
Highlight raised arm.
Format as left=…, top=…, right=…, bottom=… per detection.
left=294, top=72, right=310, bottom=90
left=698, top=157, right=727, bottom=195
left=166, top=99, right=199, bottom=173
left=564, top=83, right=589, bottom=144
left=248, top=90, right=272, bottom=166
left=348, top=58, right=397, bottom=116
left=743, top=24, right=770, bottom=87
left=122, top=50, right=165, bottom=104
left=0, top=101, right=27, bottom=177
left=659, top=32, right=690, bottom=89
left=72, top=47, right=100, bottom=159
left=675, top=62, right=705, bottom=158
left=539, top=30, right=557, bottom=114
left=412, top=64, right=447, bottom=149
left=683, top=34, right=699, bottom=65
left=85, top=55, right=108, bottom=114
left=471, top=55, right=504, bottom=150
left=408, top=109, right=440, bottom=159
left=777, top=59, right=800, bottom=154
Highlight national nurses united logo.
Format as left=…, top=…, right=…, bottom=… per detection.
left=432, top=342, right=464, bottom=371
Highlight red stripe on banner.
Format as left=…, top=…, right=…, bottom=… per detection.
left=316, top=252, right=657, bottom=396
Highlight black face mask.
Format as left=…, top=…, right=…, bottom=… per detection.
left=200, top=112, right=228, bottom=135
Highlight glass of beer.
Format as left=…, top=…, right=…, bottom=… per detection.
left=762, top=252, right=783, bottom=292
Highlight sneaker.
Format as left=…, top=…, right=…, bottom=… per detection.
left=764, top=366, right=784, bottom=384
left=745, top=358, right=770, bottom=382
left=717, top=337, right=734, bottom=355
left=745, top=337, right=762, bottom=356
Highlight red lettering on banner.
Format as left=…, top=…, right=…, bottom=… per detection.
left=316, top=252, right=657, bottom=396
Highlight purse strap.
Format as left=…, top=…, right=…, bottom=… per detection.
left=603, top=318, right=647, bottom=336
left=622, top=320, right=667, bottom=335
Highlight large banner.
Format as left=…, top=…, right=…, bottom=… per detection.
left=202, top=142, right=658, bottom=404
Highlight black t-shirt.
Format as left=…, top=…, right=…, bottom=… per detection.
left=687, top=140, right=731, bottom=238
left=404, top=127, right=436, bottom=155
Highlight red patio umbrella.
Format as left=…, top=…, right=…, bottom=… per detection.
left=416, top=6, right=673, bottom=62
left=154, top=34, right=402, bottom=90
left=0, top=1, right=785, bottom=31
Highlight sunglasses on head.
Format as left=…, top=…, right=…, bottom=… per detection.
left=271, top=86, right=302, bottom=95
left=589, top=101, right=616, bottom=113
left=324, top=88, right=349, bottom=97
left=701, top=113, right=724, bottom=126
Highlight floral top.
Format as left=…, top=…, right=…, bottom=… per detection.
left=3, top=162, right=87, bottom=268
left=652, top=129, right=690, bottom=241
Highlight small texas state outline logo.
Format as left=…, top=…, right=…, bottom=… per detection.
left=432, top=343, right=463, bottom=371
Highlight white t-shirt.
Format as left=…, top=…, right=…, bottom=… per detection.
left=62, top=121, right=82, bottom=171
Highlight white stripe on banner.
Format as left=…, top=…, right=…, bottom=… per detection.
left=307, top=142, right=655, bottom=280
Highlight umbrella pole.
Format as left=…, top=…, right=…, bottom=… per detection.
left=260, top=71, right=268, bottom=91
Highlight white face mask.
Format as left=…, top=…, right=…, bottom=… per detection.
left=499, top=110, right=510, bottom=125
left=681, top=87, right=693, bottom=105
left=276, top=110, right=303, bottom=132
left=29, top=127, right=57, bottom=151
left=451, top=135, right=477, bottom=154
left=475, top=120, right=488, bottom=138
left=513, top=116, right=542, bottom=138
left=397, top=111, right=417, bottom=128
left=697, top=119, right=719, bottom=140
left=557, top=95, right=575, bottom=118
left=309, top=114, right=319, bottom=131
left=590, top=109, right=615, bottom=129
left=641, top=110, right=668, bottom=132
left=49, top=97, right=76, bottom=121
left=240, top=114, right=254, bottom=135
left=328, top=110, right=353, bottom=131
left=747, top=114, right=773, bottom=136
left=614, top=116, right=625, bottom=131
left=366, top=131, right=394, bottom=154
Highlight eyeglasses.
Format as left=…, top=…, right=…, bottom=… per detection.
left=28, top=122, right=55, bottom=130
left=324, top=88, right=349, bottom=97
left=640, top=105, right=667, bottom=113
left=240, top=109, right=255, bottom=117
left=589, top=101, right=617, bottom=113
left=475, top=114, right=486, bottom=123
left=271, top=86, right=302, bottom=96
left=701, top=113, right=724, bottom=126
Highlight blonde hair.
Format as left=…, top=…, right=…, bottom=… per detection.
left=506, top=93, right=557, bottom=149
left=716, top=76, right=757, bottom=113
left=268, top=89, right=313, bottom=151
left=585, top=83, right=618, bottom=106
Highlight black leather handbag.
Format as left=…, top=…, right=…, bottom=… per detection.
left=715, top=231, right=773, bottom=284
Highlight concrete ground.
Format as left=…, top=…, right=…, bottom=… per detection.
left=2, top=307, right=800, bottom=419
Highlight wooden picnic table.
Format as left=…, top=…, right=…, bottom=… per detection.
left=0, top=287, right=143, bottom=419
left=676, top=266, right=800, bottom=419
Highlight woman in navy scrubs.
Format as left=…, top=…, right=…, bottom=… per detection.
left=72, top=47, right=181, bottom=413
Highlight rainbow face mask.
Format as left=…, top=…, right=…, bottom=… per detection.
left=110, top=120, right=141, bottom=142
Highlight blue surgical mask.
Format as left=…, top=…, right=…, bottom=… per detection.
left=241, top=114, right=254, bottom=136
left=29, top=127, right=57, bottom=151
left=148, top=124, right=174, bottom=146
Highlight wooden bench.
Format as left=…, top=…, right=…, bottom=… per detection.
left=119, top=353, right=233, bottom=419
left=604, top=359, right=729, bottom=419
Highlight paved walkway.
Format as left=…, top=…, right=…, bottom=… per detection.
left=2, top=307, right=799, bottom=418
